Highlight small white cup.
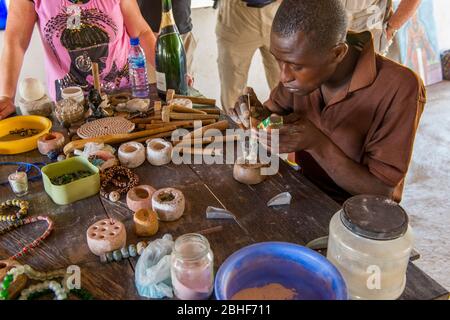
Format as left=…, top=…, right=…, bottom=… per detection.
left=61, top=86, right=85, bottom=105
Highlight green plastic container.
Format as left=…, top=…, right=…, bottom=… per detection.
left=42, top=157, right=100, bottom=205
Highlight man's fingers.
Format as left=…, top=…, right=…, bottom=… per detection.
left=243, top=86, right=255, bottom=96
left=227, top=108, right=241, bottom=125
left=283, top=113, right=302, bottom=124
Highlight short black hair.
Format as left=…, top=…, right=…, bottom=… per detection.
left=272, top=0, right=348, bottom=50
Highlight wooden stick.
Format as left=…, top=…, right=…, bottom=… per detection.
left=138, top=119, right=216, bottom=130
left=174, top=134, right=240, bottom=146
left=170, top=104, right=207, bottom=115
left=199, top=108, right=222, bottom=115
left=196, top=225, right=223, bottom=235
left=174, top=94, right=216, bottom=106
left=63, top=126, right=177, bottom=155
left=92, top=63, right=101, bottom=93
left=181, top=120, right=229, bottom=141
left=154, top=101, right=162, bottom=116
left=166, top=89, right=175, bottom=103
left=169, top=113, right=220, bottom=121
left=130, top=115, right=161, bottom=124
left=134, top=131, right=174, bottom=143
left=173, top=146, right=223, bottom=156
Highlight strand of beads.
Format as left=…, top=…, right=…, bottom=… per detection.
left=0, top=215, right=54, bottom=260
left=0, top=199, right=29, bottom=222
left=100, top=166, right=139, bottom=202
left=19, top=280, right=67, bottom=300
left=0, top=264, right=65, bottom=300
left=99, top=240, right=149, bottom=263
left=25, top=288, right=94, bottom=300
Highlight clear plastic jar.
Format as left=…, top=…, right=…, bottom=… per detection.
left=171, top=233, right=214, bottom=300
left=327, top=195, right=414, bottom=300
left=8, top=171, right=29, bottom=197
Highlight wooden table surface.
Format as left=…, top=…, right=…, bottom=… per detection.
left=0, top=120, right=448, bottom=300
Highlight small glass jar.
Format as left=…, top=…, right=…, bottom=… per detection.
left=327, top=195, right=413, bottom=300
left=171, top=233, right=214, bottom=300
left=8, top=171, right=29, bottom=197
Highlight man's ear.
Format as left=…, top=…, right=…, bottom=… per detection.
left=331, top=43, right=348, bottom=63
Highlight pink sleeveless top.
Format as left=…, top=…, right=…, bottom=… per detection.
left=32, top=0, right=131, bottom=100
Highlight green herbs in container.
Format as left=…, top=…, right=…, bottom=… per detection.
left=42, top=157, right=100, bottom=205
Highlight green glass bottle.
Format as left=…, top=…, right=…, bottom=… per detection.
left=155, top=0, right=188, bottom=99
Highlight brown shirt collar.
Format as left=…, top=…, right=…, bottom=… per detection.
left=327, top=31, right=377, bottom=106
left=348, top=31, right=377, bottom=93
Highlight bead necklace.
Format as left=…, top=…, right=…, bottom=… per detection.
left=0, top=199, right=29, bottom=222
left=0, top=264, right=93, bottom=300
left=100, top=166, right=139, bottom=200
left=0, top=215, right=54, bottom=260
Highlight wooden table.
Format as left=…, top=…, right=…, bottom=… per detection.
left=0, top=121, right=448, bottom=300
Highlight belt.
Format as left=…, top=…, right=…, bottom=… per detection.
left=244, top=0, right=276, bottom=8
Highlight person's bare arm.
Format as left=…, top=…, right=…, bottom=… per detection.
left=386, top=0, right=422, bottom=40
left=120, top=0, right=157, bottom=67
left=0, top=0, right=37, bottom=119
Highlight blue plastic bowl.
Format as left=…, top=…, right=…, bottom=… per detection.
left=215, top=242, right=348, bottom=300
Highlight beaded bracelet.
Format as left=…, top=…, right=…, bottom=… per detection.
left=0, top=215, right=54, bottom=260
left=0, top=199, right=29, bottom=222
left=99, top=240, right=149, bottom=263
left=100, top=166, right=139, bottom=200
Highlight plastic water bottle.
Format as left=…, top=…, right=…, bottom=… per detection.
left=129, top=37, right=150, bottom=98
left=0, top=0, right=8, bottom=31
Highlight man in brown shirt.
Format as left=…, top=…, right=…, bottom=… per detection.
left=229, top=0, right=426, bottom=204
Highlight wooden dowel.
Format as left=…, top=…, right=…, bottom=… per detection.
left=134, top=131, right=174, bottom=143
left=130, top=116, right=161, bottom=124
left=196, top=226, right=223, bottom=235
left=63, top=126, right=177, bottom=155
left=138, top=119, right=216, bottom=130
left=170, top=105, right=207, bottom=115
left=200, top=108, right=222, bottom=115
left=92, top=63, right=101, bottom=93
left=174, top=134, right=240, bottom=146
left=174, top=94, right=216, bottom=106
left=169, top=113, right=220, bottom=121
left=172, top=146, right=223, bottom=156
left=181, top=120, right=229, bottom=141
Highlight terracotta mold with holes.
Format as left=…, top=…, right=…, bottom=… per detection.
left=86, top=219, right=126, bottom=256
left=152, top=188, right=185, bottom=222
left=118, top=141, right=146, bottom=168
left=233, top=158, right=270, bottom=185
left=126, top=185, right=156, bottom=212
left=37, top=132, right=65, bottom=155
left=133, top=208, right=159, bottom=237
left=146, top=138, right=173, bottom=166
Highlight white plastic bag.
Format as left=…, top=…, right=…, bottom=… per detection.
left=135, top=234, right=174, bottom=299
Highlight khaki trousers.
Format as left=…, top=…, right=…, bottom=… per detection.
left=216, top=0, right=281, bottom=110
left=181, top=31, right=197, bottom=76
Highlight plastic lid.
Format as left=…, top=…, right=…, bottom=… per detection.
left=130, top=38, right=140, bottom=46
left=340, top=195, right=409, bottom=241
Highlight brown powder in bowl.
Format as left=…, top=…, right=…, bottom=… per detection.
left=231, top=283, right=296, bottom=300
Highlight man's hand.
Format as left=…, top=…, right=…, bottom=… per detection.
left=227, top=87, right=271, bottom=129
left=0, top=97, right=15, bottom=120
left=255, top=115, right=329, bottom=154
